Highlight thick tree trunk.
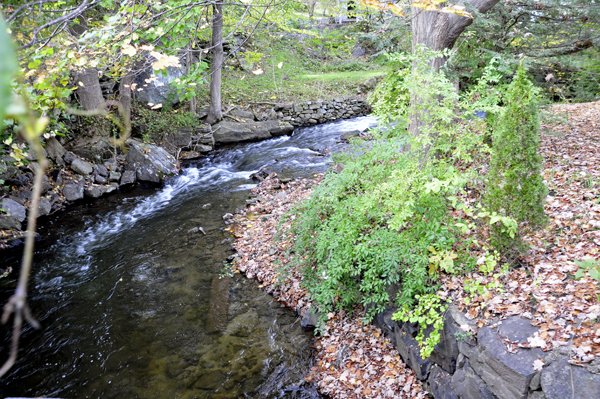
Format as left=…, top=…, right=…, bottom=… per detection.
left=74, top=68, right=104, bottom=111
left=408, top=0, right=501, bottom=143
left=206, top=1, right=223, bottom=125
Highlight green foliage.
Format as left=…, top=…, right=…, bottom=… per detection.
left=485, top=65, right=548, bottom=258
left=393, top=294, right=447, bottom=358
left=132, top=105, right=199, bottom=143
left=575, top=258, right=600, bottom=281
left=368, top=57, right=410, bottom=124
left=0, top=17, right=17, bottom=132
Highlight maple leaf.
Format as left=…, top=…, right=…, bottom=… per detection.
left=533, top=358, right=544, bottom=371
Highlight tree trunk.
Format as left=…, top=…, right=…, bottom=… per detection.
left=119, top=74, right=132, bottom=122
left=206, top=0, right=223, bottom=125
left=186, top=45, right=197, bottom=115
left=408, top=0, right=501, bottom=143
left=74, top=68, right=104, bottom=111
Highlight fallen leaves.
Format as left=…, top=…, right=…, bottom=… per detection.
left=231, top=174, right=426, bottom=398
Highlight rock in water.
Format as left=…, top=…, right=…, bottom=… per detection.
left=206, top=276, right=231, bottom=333
left=63, top=183, right=84, bottom=201
left=125, top=140, right=180, bottom=184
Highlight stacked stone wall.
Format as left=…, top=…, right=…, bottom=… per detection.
left=373, top=306, right=600, bottom=399
left=272, top=97, right=371, bottom=127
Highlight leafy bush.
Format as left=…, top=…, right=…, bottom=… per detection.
left=281, top=49, right=533, bottom=357
left=485, top=65, right=547, bottom=258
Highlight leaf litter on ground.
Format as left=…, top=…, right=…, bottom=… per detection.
left=229, top=100, right=600, bottom=397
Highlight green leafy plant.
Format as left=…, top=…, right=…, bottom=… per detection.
left=485, top=64, right=548, bottom=259
left=575, top=258, right=600, bottom=281
left=393, top=294, right=448, bottom=358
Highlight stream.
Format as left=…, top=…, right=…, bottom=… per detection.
left=0, top=116, right=377, bottom=399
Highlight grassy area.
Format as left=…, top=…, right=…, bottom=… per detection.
left=196, top=23, right=389, bottom=105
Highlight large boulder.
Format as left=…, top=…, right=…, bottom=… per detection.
left=134, top=65, right=184, bottom=107
left=541, top=358, right=600, bottom=399
left=475, top=317, right=546, bottom=399
left=1, top=198, right=26, bottom=222
left=212, top=121, right=294, bottom=145
left=125, top=140, right=179, bottom=184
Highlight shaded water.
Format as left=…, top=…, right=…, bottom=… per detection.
left=0, top=117, right=377, bottom=398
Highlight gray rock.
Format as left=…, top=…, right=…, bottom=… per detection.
left=429, top=306, right=462, bottom=374
left=541, top=359, right=600, bottom=399
left=528, top=391, right=546, bottom=399
left=45, top=137, right=66, bottom=161
left=109, top=171, right=121, bottom=182
left=63, top=183, right=84, bottom=201
left=63, top=152, right=77, bottom=164
left=301, top=307, right=320, bottom=330
left=71, top=158, right=93, bottom=175
left=105, top=183, right=118, bottom=194
left=231, top=108, right=255, bottom=121
left=93, top=164, right=109, bottom=177
left=0, top=215, right=21, bottom=230
left=394, top=322, right=433, bottom=380
left=428, top=365, right=459, bottom=399
left=192, top=144, right=213, bottom=153
left=120, top=170, right=136, bottom=185
left=126, top=140, right=179, bottom=184
left=352, top=43, right=366, bottom=57
left=1, top=198, right=26, bottom=222
left=35, top=197, right=52, bottom=217
left=340, top=130, right=360, bottom=140
left=103, top=159, right=118, bottom=171
left=94, top=174, right=108, bottom=184
left=451, top=357, right=498, bottom=399
left=84, top=185, right=108, bottom=199
left=0, top=161, right=19, bottom=182
left=212, top=121, right=273, bottom=144
left=477, top=320, right=545, bottom=399
left=134, top=65, right=184, bottom=107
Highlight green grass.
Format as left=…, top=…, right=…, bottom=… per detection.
left=190, top=22, right=393, bottom=106
left=299, top=70, right=386, bottom=81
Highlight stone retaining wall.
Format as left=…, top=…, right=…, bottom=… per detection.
left=372, top=306, right=600, bottom=399
left=271, top=97, right=371, bottom=127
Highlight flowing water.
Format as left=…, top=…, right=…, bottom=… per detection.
left=0, top=116, right=377, bottom=399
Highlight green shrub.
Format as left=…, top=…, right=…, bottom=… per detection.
left=485, top=65, right=547, bottom=258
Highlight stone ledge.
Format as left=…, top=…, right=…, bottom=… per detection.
left=373, top=306, right=600, bottom=399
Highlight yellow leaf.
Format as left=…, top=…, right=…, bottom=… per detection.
left=121, top=44, right=137, bottom=56
left=440, top=5, right=473, bottom=18
left=388, top=3, right=406, bottom=16
left=252, top=68, right=264, bottom=75
left=277, top=62, right=283, bottom=69
left=411, top=1, right=439, bottom=11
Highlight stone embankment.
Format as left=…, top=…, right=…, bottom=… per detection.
left=0, top=96, right=369, bottom=247
left=0, top=138, right=178, bottom=246
left=373, top=305, right=600, bottom=399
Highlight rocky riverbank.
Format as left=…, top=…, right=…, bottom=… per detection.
left=0, top=95, right=371, bottom=249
